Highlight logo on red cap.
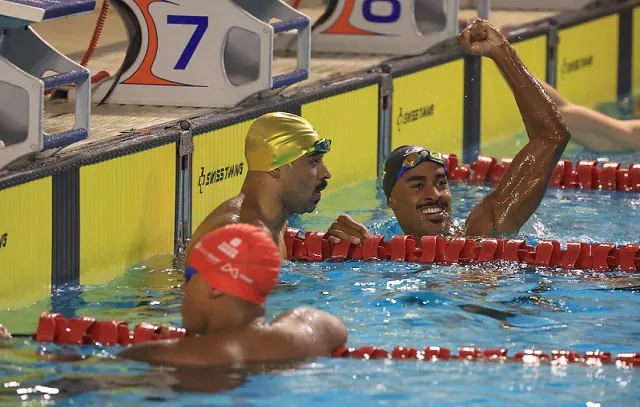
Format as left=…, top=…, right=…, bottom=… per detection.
left=218, top=237, right=241, bottom=259
left=187, top=224, right=281, bottom=304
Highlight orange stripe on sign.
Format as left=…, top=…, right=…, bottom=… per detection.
left=323, top=0, right=375, bottom=35
left=123, top=0, right=182, bottom=86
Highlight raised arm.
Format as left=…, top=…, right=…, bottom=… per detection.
left=541, top=81, right=640, bottom=151
left=459, top=20, right=571, bottom=237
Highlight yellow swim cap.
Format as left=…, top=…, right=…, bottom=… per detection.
left=245, top=112, right=325, bottom=172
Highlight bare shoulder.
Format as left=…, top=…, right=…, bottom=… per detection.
left=117, top=316, right=347, bottom=367
left=274, top=307, right=338, bottom=323
left=208, top=195, right=245, bottom=224
left=271, top=307, right=348, bottom=353
left=186, top=195, right=245, bottom=256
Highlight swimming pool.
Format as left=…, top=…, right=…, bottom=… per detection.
left=1, top=110, right=639, bottom=406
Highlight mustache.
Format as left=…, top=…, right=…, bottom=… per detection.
left=416, top=198, right=447, bottom=210
left=315, top=179, right=328, bottom=192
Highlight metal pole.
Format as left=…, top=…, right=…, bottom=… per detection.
left=477, top=0, right=491, bottom=21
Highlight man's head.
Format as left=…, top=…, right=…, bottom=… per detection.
left=245, top=112, right=332, bottom=214
left=382, top=145, right=452, bottom=238
left=182, top=224, right=281, bottom=334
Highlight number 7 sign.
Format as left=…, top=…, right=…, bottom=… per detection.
left=122, top=0, right=210, bottom=87
left=86, top=0, right=311, bottom=107
left=167, top=15, right=208, bottom=71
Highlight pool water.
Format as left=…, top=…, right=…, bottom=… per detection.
left=1, top=105, right=640, bottom=406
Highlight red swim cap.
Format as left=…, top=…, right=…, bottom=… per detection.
left=187, top=224, right=281, bottom=304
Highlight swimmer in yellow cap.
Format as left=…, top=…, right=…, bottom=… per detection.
left=186, top=112, right=332, bottom=259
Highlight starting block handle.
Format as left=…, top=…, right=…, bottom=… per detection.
left=272, top=69, right=308, bottom=89
left=0, top=27, right=90, bottom=154
left=269, top=13, right=310, bottom=88
left=43, top=128, right=88, bottom=150
left=42, top=69, right=90, bottom=90
left=271, top=16, right=309, bottom=34
left=237, top=0, right=310, bottom=89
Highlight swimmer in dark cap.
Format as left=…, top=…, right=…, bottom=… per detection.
left=326, top=19, right=571, bottom=243
left=187, top=112, right=332, bottom=260
left=117, top=223, right=347, bottom=366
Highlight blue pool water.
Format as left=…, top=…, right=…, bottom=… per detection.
left=1, top=107, right=639, bottom=406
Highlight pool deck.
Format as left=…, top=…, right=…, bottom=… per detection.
left=31, top=1, right=559, bottom=153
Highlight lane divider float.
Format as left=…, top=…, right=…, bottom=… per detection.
left=332, top=345, right=640, bottom=368
left=284, top=228, right=640, bottom=273
left=444, top=154, right=640, bottom=192
left=21, top=313, right=640, bottom=368
left=31, top=312, right=193, bottom=346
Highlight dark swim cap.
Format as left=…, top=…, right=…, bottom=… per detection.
left=381, top=145, right=446, bottom=198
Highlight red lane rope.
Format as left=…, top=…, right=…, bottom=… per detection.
left=284, top=228, right=640, bottom=273
left=26, top=313, right=640, bottom=369
left=32, top=313, right=193, bottom=346
left=444, top=154, right=640, bottom=192
left=332, top=345, right=640, bottom=368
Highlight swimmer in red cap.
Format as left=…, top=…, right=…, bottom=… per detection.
left=117, top=223, right=347, bottom=366
left=186, top=112, right=332, bottom=260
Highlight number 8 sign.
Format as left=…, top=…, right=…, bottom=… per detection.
left=321, top=0, right=409, bottom=37
left=362, top=0, right=401, bottom=24
left=304, top=0, right=458, bottom=55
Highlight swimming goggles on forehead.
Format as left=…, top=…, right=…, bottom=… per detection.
left=390, top=149, right=446, bottom=182
left=305, top=138, right=332, bottom=154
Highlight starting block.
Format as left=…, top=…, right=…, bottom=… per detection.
left=274, top=0, right=459, bottom=55
left=73, top=0, right=311, bottom=108
left=0, top=0, right=94, bottom=169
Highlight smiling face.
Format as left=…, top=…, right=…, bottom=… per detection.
left=387, top=161, right=453, bottom=239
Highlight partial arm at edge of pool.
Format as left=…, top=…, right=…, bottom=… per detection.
left=540, top=81, right=640, bottom=152
left=459, top=20, right=571, bottom=238
left=0, top=324, right=10, bottom=339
